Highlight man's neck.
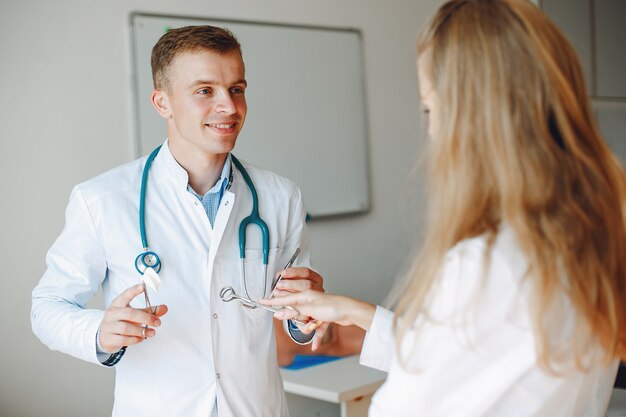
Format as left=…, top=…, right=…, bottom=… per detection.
left=169, top=142, right=227, bottom=195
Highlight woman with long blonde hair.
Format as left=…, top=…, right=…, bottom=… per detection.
left=265, top=0, right=626, bottom=415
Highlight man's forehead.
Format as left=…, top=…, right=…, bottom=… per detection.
left=168, top=49, right=245, bottom=84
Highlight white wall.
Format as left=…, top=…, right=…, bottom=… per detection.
left=0, top=0, right=437, bottom=415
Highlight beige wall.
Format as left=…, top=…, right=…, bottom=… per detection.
left=0, top=0, right=438, bottom=416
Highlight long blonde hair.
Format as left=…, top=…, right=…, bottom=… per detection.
left=395, top=0, right=626, bottom=369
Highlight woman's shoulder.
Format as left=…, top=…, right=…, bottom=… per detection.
left=432, top=227, right=530, bottom=320
left=446, top=225, right=528, bottom=282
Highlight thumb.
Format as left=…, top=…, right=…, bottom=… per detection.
left=110, top=284, right=145, bottom=308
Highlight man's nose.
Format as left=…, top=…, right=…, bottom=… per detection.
left=215, top=92, right=236, bottom=114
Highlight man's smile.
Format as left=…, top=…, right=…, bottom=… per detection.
left=205, top=122, right=238, bottom=133
left=206, top=122, right=236, bottom=128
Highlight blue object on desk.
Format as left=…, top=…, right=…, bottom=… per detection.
left=282, top=355, right=342, bottom=370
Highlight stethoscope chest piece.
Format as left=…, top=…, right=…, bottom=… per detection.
left=135, top=251, right=162, bottom=274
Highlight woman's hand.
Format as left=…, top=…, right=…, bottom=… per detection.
left=261, top=290, right=376, bottom=332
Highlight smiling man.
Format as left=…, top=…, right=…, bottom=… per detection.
left=32, top=25, right=324, bottom=417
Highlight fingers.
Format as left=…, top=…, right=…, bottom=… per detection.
left=100, top=306, right=164, bottom=351
left=103, top=333, right=148, bottom=349
left=110, top=284, right=146, bottom=308
left=273, top=268, right=324, bottom=293
left=293, top=319, right=321, bottom=335
left=142, top=304, right=169, bottom=318
left=261, top=291, right=311, bottom=307
left=275, top=267, right=319, bottom=280
left=108, top=321, right=156, bottom=339
left=262, top=292, right=319, bottom=322
left=274, top=279, right=314, bottom=293
left=271, top=288, right=298, bottom=298
left=108, top=306, right=161, bottom=327
left=307, top=320, right=325, bottom=332
left=108, top=305, right=166, bottom=330
left=100, top=284, right=169, bottom=353
left=272, top=306, right=301, bottom=321
left=311, top=322, right=330, bottom=352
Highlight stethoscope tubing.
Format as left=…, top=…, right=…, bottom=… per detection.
left=139, top=145, right=162, bottom=250
left=231, top=155, right=270, bottom=267
left=136, top=146, right=270, bottom=303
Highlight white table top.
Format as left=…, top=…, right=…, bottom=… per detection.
left=280, top=355, right=387, bottom=403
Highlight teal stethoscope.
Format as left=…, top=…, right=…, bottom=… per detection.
left=134, top=145, right=271, bottom=305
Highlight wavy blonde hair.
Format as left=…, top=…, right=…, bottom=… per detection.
left=394, top=0, right=626, bottom=369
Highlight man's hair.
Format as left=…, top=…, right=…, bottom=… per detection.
left=151, top=25, right=242, bottom=91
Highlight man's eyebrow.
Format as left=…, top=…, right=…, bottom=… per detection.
left=189, top=79, right=248, bottom=88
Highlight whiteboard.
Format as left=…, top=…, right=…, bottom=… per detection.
left=130, top=14, right=370, bottom=218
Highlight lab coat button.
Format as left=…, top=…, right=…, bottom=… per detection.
left=224, top=201, right=229, bottom=206
left=216, top=373, right=221, bottom=379
left=213, top=313, right=218, bottom=319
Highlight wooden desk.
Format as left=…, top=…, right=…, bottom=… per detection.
left=280, top=355, right=387, bottom=417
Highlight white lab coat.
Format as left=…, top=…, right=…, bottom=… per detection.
left=360, top=227, right=618, bottom=417
left=32, top=142, right=311, bottom=417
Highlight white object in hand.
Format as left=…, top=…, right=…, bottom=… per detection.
left=142, top=267, right=161, bottom=292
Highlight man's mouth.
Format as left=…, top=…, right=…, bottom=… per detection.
left=206, top=123, right=236, bottom=129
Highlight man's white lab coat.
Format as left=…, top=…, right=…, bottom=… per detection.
left=32, top=142, right=311, bottom=417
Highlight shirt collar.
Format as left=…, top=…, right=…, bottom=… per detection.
left=156, top=140, right=232, bottom=193
left=186, top=154, right=232, bottom=197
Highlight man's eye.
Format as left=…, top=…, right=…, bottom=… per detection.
left=197, top=88, right=212, bottom=95
left=231, top=87, right=245, bottom=94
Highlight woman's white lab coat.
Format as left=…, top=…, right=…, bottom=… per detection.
left=31, top=143, right=311, bottom=417
left=360, top=227, right=618, bottom=417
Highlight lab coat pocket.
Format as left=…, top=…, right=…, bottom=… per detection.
left=241, top=247, right=281, bottom=318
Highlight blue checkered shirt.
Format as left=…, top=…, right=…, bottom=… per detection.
left=186, top=156, right=231, bottom=228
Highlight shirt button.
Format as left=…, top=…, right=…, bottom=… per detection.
left=216, top=373, right=221, bottom=379
left=213, top=313, right=218, bottom=319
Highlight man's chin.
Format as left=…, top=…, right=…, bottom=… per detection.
left=204, top=137, right=238, bottom=156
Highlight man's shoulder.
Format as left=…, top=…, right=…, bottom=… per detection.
left=74, top=157, right=146, bottom=204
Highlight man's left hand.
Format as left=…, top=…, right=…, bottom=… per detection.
left=271, top=267, right=330, bottom=351
left=271, top=267, right=324, bottom=296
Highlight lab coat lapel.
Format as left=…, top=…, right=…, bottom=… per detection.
left=208, top=190, right=235, bottom=265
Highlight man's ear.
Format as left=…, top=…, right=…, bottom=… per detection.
left=151, top=89, right=172, bottom=119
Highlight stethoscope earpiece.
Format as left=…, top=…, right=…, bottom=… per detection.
left=135, top=251, right=162, bottom=275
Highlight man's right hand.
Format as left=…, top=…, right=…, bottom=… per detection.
left=99, top=284, right=168, bottom=353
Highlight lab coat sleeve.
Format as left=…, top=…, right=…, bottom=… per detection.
left=31, top=186, right=107, bottom=366
left=282, top=185, right=313, bottom=271
left=280, top=183, right=317, bottom=344
left=359, top=306, right=395, bottom=372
